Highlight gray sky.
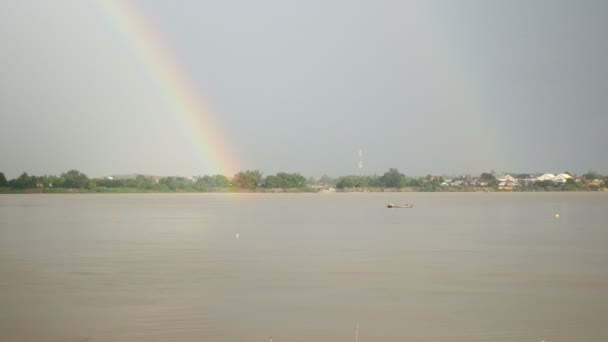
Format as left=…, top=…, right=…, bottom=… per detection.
left=1, top=0, right=607, bottom=179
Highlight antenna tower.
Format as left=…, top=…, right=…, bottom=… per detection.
left=357, top=147, right=363, bottom=175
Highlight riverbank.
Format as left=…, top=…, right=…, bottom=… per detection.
left=2, top=186, right=606, bottom=194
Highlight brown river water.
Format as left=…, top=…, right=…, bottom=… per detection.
left=0, top=192, right=607, bottom=341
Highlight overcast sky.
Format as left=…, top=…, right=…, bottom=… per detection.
left=1, top=0, right=607, bottom=179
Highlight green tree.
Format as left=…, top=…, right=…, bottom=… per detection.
left=57, top=170, right=89, bottom=188
left=263, top=172, right=306, bottom=188
left=427, top=177, right=444, bottom=190
left=197, top=174, right=230, bottom=188
left=87, top=179, right=97, bottom=190
left=381, top=168, right=405, bottom=188
left=335, top=176, right=354, bottom=189
left=535, top=180, right=554, bottom=190
left=402, top=176, right=420, bottom=187
left=0, top=172, right=7, bottom=187
left=264, top=175, right=281, bottom=188
left=369, top=174, right=384, bottom=187
left=8, top=172, right=36, bottom=189
left=336, top=175, right=370, bottom=189
left=42, top=175, right=59, bottom=188
left=564, top=181, right=577, bottom=191
left=233, top=170, right=263, bottom=189
left=159, top=176, right=192, bottom=191
left=582, top=171, right=602, bottom=180
left=212, top=175, right=230, bottom=187
left=95, top=178, right=115, bottom=188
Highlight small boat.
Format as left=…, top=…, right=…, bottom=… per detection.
left=387, top=203, right=412, bottom=208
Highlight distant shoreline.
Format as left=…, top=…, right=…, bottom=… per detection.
left=3, top=169, right=606, bottom=193
left=2, top=187, right=607, bottom=194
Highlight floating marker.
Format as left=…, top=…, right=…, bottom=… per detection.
left=555, top=214, right=560, bottom=219
left=235, top=233, right=240, bottom=239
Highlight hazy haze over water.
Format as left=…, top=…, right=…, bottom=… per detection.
left=1, top=193, right=607, bottom=341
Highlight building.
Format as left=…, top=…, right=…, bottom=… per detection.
left=537, top=174, right=556, bottom=182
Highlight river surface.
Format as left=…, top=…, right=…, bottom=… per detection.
left=1, top=192, right=607, bottom=342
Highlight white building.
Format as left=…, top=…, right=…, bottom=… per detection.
left=537, top=174, right=556, bottom=182
left=554, top=174, right=573, bottom=184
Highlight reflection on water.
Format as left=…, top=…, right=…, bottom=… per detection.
left=1, top=193, right=607, bottom=341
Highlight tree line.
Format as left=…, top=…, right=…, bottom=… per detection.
left=0, top=169, right=308, bottom=192
left=1, top=169, right=606, bottom=192
left=0, top=168, right=440, bottom=191
left=333, top=168, right=445, bottom=191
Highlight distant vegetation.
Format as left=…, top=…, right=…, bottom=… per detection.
left=0, top=169, right=607, bottom=193
left=0, top=169, right=311, bottom=193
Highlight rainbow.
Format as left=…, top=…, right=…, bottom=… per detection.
left=414, top=2, right=504, bottom=170
left=93, top=0, right=239, bottom=176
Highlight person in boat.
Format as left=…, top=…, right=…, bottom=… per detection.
left=387, top=203, right=412, bottom=208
